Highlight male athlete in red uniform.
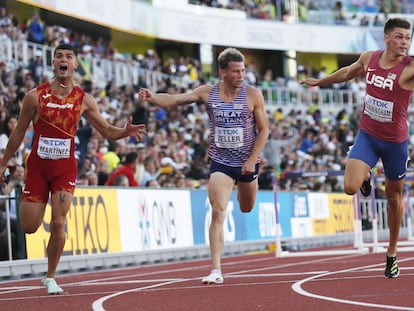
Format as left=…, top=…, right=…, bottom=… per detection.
left=301, top=18, right=414, bottom=278
left=0, top=44, right=146, bottom=294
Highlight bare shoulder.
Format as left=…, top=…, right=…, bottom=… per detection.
left=193, top=84, right=213, bottom=101
left=246, top=84, right=264, bottom=106
left=359, top=50, right=375, bottom=64
left=81, top=92, right=98, bottom=112
left=22, top=87, right=39, bottom=107
left=25, top=87, right=39, bottom=99
left=406, top=58, right=414, bottom=70
left=245, top=84, right=262, bottom=94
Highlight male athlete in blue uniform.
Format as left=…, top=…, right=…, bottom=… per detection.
left=139, top=47, right=269, bottom=284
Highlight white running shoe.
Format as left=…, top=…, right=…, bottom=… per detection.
left=202, top=271, right=224, bottom=284
left=42, top=278, right=64, bottom=295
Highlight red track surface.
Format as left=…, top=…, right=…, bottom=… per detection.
left=1, top=248, right=414, bottom=310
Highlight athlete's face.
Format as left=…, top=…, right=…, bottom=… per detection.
left=385, top=27, right=411, bottom=56
left=220, top=61, right=245, bottom=88
left=53, top=49, right=78, bottom=78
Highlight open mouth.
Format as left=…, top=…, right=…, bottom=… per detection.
left=59, top=64, right=68, bottom=73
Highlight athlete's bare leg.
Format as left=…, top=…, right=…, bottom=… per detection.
left=19, top=201, right=47, bottom=234
left=20, top=191, right=72, bottom=278
left=344, top=158, right=371, bottom=195
left=207, top=172, right=234, bottom=271
left=46, top=191, right=72, bottom=278
left=384, top=178, right=405, bottom=257
left=237, top=180, right=258, bottom=213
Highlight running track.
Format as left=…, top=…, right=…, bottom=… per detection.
left=1, top=248, right=414, bottom=310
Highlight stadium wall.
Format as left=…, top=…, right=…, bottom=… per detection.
left=23, top=187, right=357, bottom=260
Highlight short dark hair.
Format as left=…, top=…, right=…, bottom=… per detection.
left=217, top=47, right=245, bottom=70
left=384, top=18, right=411, bottom=35
left=54, top=43, right=78, bottom=57
left=123, top=152, right=138, bottom=164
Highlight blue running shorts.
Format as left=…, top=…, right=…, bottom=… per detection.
left=210, top=160, right=259, bottom=183
left=349, top=130, right=409, bottom=181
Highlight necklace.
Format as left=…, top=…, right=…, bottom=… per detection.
left=59, top=83, right=68, bottom=88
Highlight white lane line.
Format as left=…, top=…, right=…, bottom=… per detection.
left=92, top=279, right=192, bottom=311
left=292, top=257, right=414, bottom=311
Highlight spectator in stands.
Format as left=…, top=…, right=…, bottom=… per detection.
left=139, top=47, right=269, bottom=285
left=134, top=143, right=147, bottom=183
left=373, top=14, right=385, bottom=27
left=112, top=174, right=129, bottom=186
left=0, top=115, right=25, bottom=166
left=298, top=0, right=308, bottom=22
left=0, top=62, right=8, bottom=90
left=28, top=50, right=44, bottom=84
left=360, top=15, right=370, bottom=26
left=141, top=155, right=159, bottom=186
left=26, top=12, right=44, bottom=44
left=141, top=49, right=159, bottom=71
left=97, top=160, right=110, bottom=185
left=103, top=140, right=121, bottom=173
left=333, top=1, right=346, bottom=25
left=300, top=17, right=413, bottom=279
left=105, top=151, right=140, bottom=186
left=0, top=43, right=146, bottom=295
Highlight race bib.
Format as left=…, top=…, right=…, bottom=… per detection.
left=37, top=136, right=71, bottom=159
left=214, top=126, right=243, bottom=149
left=363, top=94, right=394, bottom=122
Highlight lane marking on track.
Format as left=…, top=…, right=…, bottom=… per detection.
left=292, top=257, right=414, bottom=311
left=92, top=278, right=195, bottom=311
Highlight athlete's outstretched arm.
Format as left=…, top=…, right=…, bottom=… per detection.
left=301, top=51, right=371, bottom=87
left=138, top=85, right=211, bottom=108
left=82, top=93, right=146, bottom=141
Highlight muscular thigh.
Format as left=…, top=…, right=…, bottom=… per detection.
left=237, top=180, right=258, bottom=202
left=379, top=140, right=408, bottom=181
left=50, top=191, right=73, bottom=219
left=349, top=130, right=408, bottom=181
left=208, top=172, right=234, bottom=211
left=348, top=130, right=379, bottom=168
left=19, top=201, right=47, bottom=232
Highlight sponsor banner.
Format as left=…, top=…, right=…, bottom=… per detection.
left=191, top=190, right=293, bottom=243
left=26, top=188, right=121, bottom=259
left=247, top=191, right=292, bottom=240
left=326, top=193, right=355, bottom=233
left=25, top=187, right=355, bottom=259
left=191, top=191, right=241, bottom=245
left=117, top=189, right=193, bottom=251
left=310, top=193, right=355, bottom=235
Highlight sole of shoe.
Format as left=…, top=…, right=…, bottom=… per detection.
left=202, top=280, right=223, bottom=284
left=385, top=270, right=400, bottom=278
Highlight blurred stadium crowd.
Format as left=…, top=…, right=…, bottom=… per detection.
left=189, top=0, right=414, bottom=25
left=1, top=2, right=414, bottom=197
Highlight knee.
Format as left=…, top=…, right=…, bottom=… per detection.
left=22, top=224, right=39, bottom=234
left=20, top=218, right=41, bottom=234
left=344, top=180, right=358, bottom=196
left=238, top=197, right=255, bottom=213
left=49, top=218, right=66, bottom=234
left=240, top=205, right=253, bottom=213
left=211, top=208, right=226, bottom=223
